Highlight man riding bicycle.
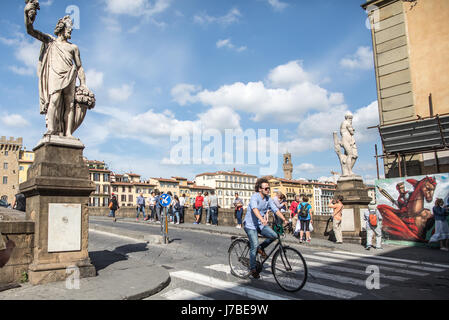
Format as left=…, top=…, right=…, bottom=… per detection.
left=244, top=177, right=288, bottom=279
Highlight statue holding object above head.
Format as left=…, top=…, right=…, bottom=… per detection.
left=24, top=1, right=95, bottom=138
left=333, top=112, right=359, bottom=177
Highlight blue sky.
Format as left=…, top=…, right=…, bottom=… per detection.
left=0, top=0, right=382, bottom=183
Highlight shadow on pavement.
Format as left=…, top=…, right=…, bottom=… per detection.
left=89, top=243, right=149, bottom=272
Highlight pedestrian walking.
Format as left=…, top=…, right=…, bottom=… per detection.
left=12, top=193, right=26, bottom=212
left=295, top=196, right=313, bottom=243
left=290, top=195, right=301, bottom=235
left=179, top=194, right=186, bottom=223
left=108, top=195, right=119, bottom=222
left=272, top=192, right=287, bottom=226
left=173, top=195, right=181, bottom=224
left=209, top=190, right=219, bottom=226
left=364, top=203, right=383, bottom=250
left=136, top=193, right=147, bottom=221
left=233, top=192, right=244, bottom=229
left=329, top=196, right=344, bottom=244
left=149, top=191, right=156, bottom=222
left=429, top=198, right=449, bottom=251
left=194, top=192, right=204, bottom=224
left=167, top=191, right=174, bottom=223
left=155, top=190, right=162, bottom=222
left=204, top=191, right=211, bottom=225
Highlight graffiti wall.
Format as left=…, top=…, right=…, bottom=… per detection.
left=375, top=173, right=449, bottom=243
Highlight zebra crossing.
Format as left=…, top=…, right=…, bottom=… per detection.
left=158, top=250, right=449, bottom=300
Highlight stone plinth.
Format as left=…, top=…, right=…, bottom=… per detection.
left=0, top=208, right=34, bottom=286
left=336, top=177, right=372, bottom=243
left=19, top=139, right=96, bottom=285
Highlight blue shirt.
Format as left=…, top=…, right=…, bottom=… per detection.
left=244, top=193, right=279, bottom=231
left=155, top=195, right=162, bottom=208
left=137, top=196, right=145, bottom=206
left=296, top=202, right=312, bottom=221
left=433, top=206, right=449, bottom=222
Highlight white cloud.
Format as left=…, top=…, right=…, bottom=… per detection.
left=267, top=60, right=310, bottom=88
left=297, top=163, right=316, bottom=172
left=216, top=38, right=247, bottom=52
left=267, top=0, right=289, bottom=11
left=86, top=69, right=104, bottom=90
left=0, top=34, right=41, bottom=76
left=40, top=0, right=54, bottom=6
left=104, top=0, right=172, bottom=17
left=171, top=83, right=202, bottom=106
left=340, top=46, right=374, bottom=70
left=194, top=8, right=241, bottom=26
left=173, top=61, right=345, bottom=123
left=108, top=84, right=134, bottom=102
left=1, top=114, right=30, bottom=127
left=198, top=106, right=241, bottom=131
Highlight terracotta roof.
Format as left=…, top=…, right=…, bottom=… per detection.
left=128, top=173, right=141, bottom=177
left=89, top=168, right=111, bottom=173
left=188, top=185, right=214, bottom=190
left=196, top=170, right=257, bottom=178
left=152, top=178, right=179, bottom=183
left=172, top=176, right=188, bottom=180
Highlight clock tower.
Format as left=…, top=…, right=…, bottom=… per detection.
left=283, top=152, right=293, bottom=180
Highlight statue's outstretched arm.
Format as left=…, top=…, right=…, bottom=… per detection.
left=24, top=8, right=51, bottom=43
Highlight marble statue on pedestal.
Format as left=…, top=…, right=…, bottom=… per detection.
left=333, top=112, right=359, bottom=178
left=24, top=0, right=95, bottom=139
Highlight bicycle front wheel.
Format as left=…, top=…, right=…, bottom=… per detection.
left=228, top=239, right=251, bottom=279
left=272, top=246, right=307, bottom=292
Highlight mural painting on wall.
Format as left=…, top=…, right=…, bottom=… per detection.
left=375, top=174, right=449, bottom=242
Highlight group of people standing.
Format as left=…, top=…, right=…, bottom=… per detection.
left=193, top=191, right=219, bottom=226
left=108, top=190, right=187, bottom=225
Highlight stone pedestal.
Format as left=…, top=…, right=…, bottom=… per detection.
left=19, top=137, right=96, bottom=285
left=336, top=176, right=372, bottom=244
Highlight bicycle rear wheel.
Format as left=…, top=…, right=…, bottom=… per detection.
left=228, top=239, right=251, bottom=279
left=272, top=246, right=307, bottom=292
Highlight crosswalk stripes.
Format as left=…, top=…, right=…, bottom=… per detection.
left=165, top=249, right=446, bottom=300
left=160, top=288, right=213, bottom=300
left=302, top=253, right=428, bottom=276
left=333, top=251, right=449, bottom=269
left=170, top=270, right=295, bottom=300
left=306, top=260, right=410, bottom=282
left=204, top=264, right=362, bottom=299
left=313, top=251, right=446, bottom=272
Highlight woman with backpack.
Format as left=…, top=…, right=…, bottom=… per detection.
left=429, top=198, right=449, bottom=251
left=173, top=195, right=181, bottom=225
left=364, top=203, right=383, bottom=250
left=295, top=196, right=313, bottom=243
left=108, top=195, right=119, bottom=223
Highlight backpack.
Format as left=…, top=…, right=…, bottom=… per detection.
left=369, top=210, right=377, bottom=227
left=108, top=201, right=113, bottom=209
left=298, top=203, right=309, bottom=218
left=174, top=201, right=181, bottom=211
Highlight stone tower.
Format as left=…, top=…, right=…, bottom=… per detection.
left=283, top=152, right=293, bottom=180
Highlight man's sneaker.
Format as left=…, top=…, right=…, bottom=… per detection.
left=250, top=269, right=260, bottom=279
left=206, top=223, right=211, bottom=225
left=440, top=247, right=449, bottom=251
left=193, top=222, right=198, bottom=225
left=365, top=246, right=371, bottom=250
left=176, top=222, right=180, bottom=225
left=257, top=248, right=268, bottom=259
left=375, top=247, right=383, bottom=250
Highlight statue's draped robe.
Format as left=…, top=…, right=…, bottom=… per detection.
left=38, top=37, right=77, bottom=132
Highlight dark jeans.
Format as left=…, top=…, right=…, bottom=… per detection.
left=149, top=206, right=155, bottom=220
left=156, top=206, right=162, bottom=222
left=210, top=206, right=218, bottom=225
left=244, top=226, right=278, bottom=271
left=180, top=206, right=185, bottom=223
left=235, top=208, right=243, bottom=225
left=136, top=205, right=146, bottom=219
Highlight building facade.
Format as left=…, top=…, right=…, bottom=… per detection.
left=312, top=182, right=337, bottom=216
left=363, top=0, right=449, bottom=177
left=18, top=149, right=34, bottom=184
left=195, top=170, right=257, bottom=209
left=86, top=160, right=112, bottom=207
left=0, top=137, right=22, bottom=205
left=268, top=178, right=316, bottom=214
left=112, top=173, right=155, bottom=207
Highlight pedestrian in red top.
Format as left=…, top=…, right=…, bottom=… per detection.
left=290, top=195, right=301, bottom=234
left=194, top=192, right=204, bottom=224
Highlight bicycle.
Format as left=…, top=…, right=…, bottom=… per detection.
left=228, top=222, right=308, bottom=292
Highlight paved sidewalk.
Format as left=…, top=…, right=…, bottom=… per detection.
left=90, top=216, right=449, bottom=264
left=0, top=246, right=170, bottom=300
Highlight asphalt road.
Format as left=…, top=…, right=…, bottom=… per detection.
left=89, top=219, right=449, bottom=300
